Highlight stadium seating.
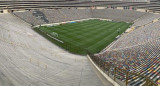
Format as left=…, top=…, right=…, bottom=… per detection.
left=93, top=13, right=160, bottom=85
left=108, top=20, right=160, bottom=49
left=95, top=38, right=160, bottom=85
left=0, top=13, right=104, bottom=86
left=133, top=13, right=160, bottom=26
left=1, top=0, right=160, bottom=13
left=92, top=9, right=146, bottom=22
left=1, top=4, right=160, bottom=86
left=13, top=9, right=92, bottom=25
left=13, top=8, right=148, bottom=25
left=41, top=9, right=66, bottom=23
left=13, top=10, right=47, bottom=25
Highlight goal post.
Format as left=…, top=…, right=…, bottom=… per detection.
left=51, top=32, right=58, bottom=37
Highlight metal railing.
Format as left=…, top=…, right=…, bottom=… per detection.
left=88, top=53, right=158, bottom=86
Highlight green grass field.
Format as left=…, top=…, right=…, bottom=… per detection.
left=34, top=19, right=132, bottom=55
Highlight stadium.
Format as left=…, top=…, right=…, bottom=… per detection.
left=0, top=0, right=159, bottom=86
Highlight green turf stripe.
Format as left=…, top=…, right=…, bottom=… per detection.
left=37, top=20, right=132, bottom=55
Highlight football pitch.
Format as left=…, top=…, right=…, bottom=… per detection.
left=34, top=19, right=132, bottom=55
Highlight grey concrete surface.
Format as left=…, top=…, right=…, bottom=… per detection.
left=0, top=13, right=113, bottom=86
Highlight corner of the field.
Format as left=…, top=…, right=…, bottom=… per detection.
left=87, top=55, right=120, bottom=86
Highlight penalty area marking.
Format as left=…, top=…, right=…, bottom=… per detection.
left=47, top=34, right=64, bottom=43
left=38, top=29, right=63, bottom=43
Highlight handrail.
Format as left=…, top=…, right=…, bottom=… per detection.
left=88, top=53, right=158, bottom=86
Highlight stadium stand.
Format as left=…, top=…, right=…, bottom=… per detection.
left=32, top=10, right=49, bottom=23
left=94, top=38, right=160, bottom=86
left=133, top=13, right=160, bottom=26
left=1, top=0, right=160, bottom=13
left=12, top=7, right=160, bottom=85
left=13, top=10, right=47, bottom=25
left=13, top=8, right=147, bottom=25
left=92, top=9, right=146, bottom=22
left=91, top=9, right=160, bottom=86
left=108, top=20, right=160, bottom=49
left=13, top=8, right=92, bottom=25
left=42, top=9, right=66, bottom=23
left=0, top=13, right=109, bottom=86
left=0, top=0, right=160, bottom=85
